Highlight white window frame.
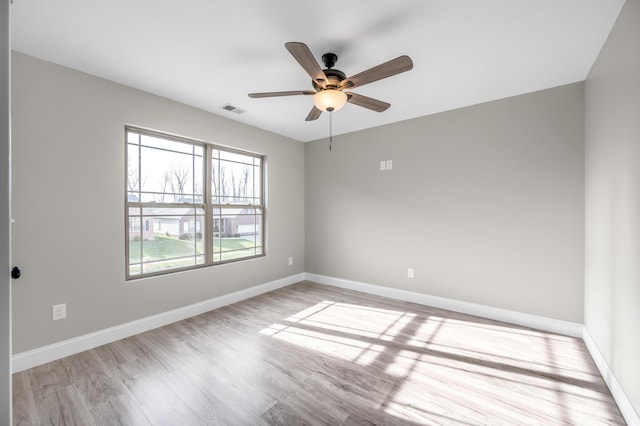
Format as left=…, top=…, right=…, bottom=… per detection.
left=125, top=126, right=265, bottom=280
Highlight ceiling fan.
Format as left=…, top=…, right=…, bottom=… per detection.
left=248, top=42, right=413, bottom=121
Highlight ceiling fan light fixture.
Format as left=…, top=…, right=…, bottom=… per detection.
left=313, top=89, right=347, bottom=112
left=249, top=42, right=413, bottom=122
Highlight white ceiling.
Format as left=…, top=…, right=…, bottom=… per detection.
left=11, top=0, right=624, bottom=142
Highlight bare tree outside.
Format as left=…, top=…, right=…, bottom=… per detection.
left=230, top=169, right=239, bottom=200
left=194, top=183, right=203, bottom=200
left=127, top=159, right=147, bottom=196
left=155, top=173, right=170, bottom=203
left=241, top=165, right=250, bottom=201
left=211, top=161, right=220, bottom=201
left=127, top=158, right=139, bottom=193
left=165, top=163, right=191, bottom=202
left=218, top=163, right=252, bottom=202
left=219, top=164, right=229, bottom=201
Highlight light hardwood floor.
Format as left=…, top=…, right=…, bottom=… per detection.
left=13, top=281, right=625, bottom=425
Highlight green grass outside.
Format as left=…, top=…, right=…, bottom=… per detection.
left=129, top=234, right=203, bottom=263
left=129, top=234, right=258, bottom=264
left=213, top=237, right=256, bottom=251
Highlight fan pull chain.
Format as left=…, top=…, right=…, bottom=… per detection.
left=329, top=111, right=333, bottom=151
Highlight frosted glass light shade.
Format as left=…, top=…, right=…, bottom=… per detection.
left=313, top=89, right=348, bottom=112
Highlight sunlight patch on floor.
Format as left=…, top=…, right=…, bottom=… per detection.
left=284, top=301, right=417, bottom=340
left=260, top=300, right=422, bottom=365
left=259, top=321, right=387, bottom=364
left=259, top=298, right=621, bottom=425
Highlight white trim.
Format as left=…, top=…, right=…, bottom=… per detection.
left=11, top=273, right=305, bottom=373
left=583, top=328, right=640, bottom=426
left=304, top=273, right=583, bottom=337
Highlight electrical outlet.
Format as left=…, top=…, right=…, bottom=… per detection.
left=386, top=160, right=393, bottom=170
left=52, top=303, right=66, bottom=321
left=288, top=257, right=293, bottom=266
left=380, top=160, right=386, bottom=171
left=408, top=268, right=414, bottom=278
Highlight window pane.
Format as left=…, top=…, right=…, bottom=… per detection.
left=127, top=131, right=139, bottom=144
left=128, top=206, right=142, bottom=275
left=219, top=150, right=254, bottom=165
left=139, top=146, right=203, bottom=203
left=212, top=207, right=261, bottom=262
left=129, top=207, right=205, bottom=274
left=222, top=161, right=253, bottom=202
left=140, top=134, right=198, bottom=155
left=211, top=156, right=221, bottom=203
left=215, top=162, right=261, bottom=204
left=253, top=164, right=262, bottom=203
left=212, top=149, right=262, bottom=204
left=127, top=144, right=140, bottom=197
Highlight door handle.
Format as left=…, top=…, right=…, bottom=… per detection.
left=11, top=266, right=20, bottom=279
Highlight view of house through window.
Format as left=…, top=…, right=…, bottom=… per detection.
left=126, top=127, right=264, bottom=278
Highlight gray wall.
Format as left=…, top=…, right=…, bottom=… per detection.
left=11, top=52, right=305, bottom=354
left=306, top=83, right=585, bottom=322
left=585, top=0, right=640, bottom=415
left=1, top=1, right=12, bottom=422
left=10, top=11, right=638, bottom=415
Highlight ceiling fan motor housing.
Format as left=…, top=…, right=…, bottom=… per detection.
left=313, top=53, right=346, bottom=91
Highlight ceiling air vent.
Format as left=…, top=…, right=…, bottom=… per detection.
left=220, top=104, right=246, bottom=115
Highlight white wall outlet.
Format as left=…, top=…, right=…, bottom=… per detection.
left=380, top=160, right=387, bottom=171
left=408, top=268, right=414, bottom=278
left=288, top=257, right=293, bottom=266
left=52, top=303, right=66, bottom=321
left=386, top=160, right=393, bottom=170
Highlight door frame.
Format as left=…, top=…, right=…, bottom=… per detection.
left=1, top=0, right=12, bottom=422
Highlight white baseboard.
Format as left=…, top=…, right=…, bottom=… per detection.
left=304, top=273, right=583, bottom=337
left=583, top=328, right=640, bottom=426
left=12, top=273, right=305, bottom=373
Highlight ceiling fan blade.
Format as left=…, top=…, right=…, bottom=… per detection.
left=285, top=42, right=328, bottom=87
left=305, top=106, right=322, bottom=121
left=346, top=92, right=390, bottom=112
left=248, top=90, right=315, bottom=98
left=340, top=55, right=413, bottom=89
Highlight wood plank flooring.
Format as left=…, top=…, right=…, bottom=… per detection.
left=13, top=281, right=626, bottom=425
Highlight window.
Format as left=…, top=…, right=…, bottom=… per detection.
left=126, top=127, right=264, bottom=279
